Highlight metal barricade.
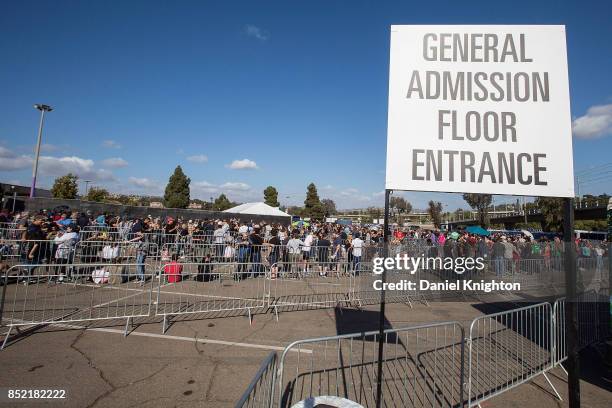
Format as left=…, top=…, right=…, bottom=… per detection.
left=551, top=298, right=566, bottom=368
left=0, top=239, right=57, bottom=267
left=0, top=225, right=23, bottom=240
left=0, top=262, right=156, bottom=349
left=466, top=302, right=560, bottom=406
left=154, top=261, right=270, bottom=332
left=275, top=322, right=465, bottom=408
left=269, top=261, right=361, bottom=317
left=552, top=290, right=603, bottom=369
left=74, top=240, right=160, bottom=269
left=79, top=230, right=125, bottom=241
left=235, top=352, right=277, bottom=408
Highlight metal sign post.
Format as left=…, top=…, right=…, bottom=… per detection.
left=563, top=198, right=580, bottom=407
left=375, top=189, right=391, bottom=408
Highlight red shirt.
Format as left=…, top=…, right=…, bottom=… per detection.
left=164, top=261, right=183, bottom=283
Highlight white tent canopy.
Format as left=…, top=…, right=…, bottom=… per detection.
left=223, top=202, right=290, bottom=217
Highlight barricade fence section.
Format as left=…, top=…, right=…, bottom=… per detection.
left=269, top=261, right=369, bottom=314
left=466, top=302, right=558, bottom=406
left=0, top=226, right=23, bottom=240
left=0, top=263, right=156, bottom=348
left=238, top=297, right=608, bottom=407
left=552, top=289, right=607, bottom=367
left=155, top=261, right=270, bottom=331
left=74, top=240, right=160, bottom=267
left=235, top=352, right=277, bottom=408
left=275, top=322, right=465, bottom=408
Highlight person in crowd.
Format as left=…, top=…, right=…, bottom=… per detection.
left=163, top=254, right=183, bottom=283
left=267, top=228, right=282, bottom=278
left=317, top=232, right=331, bottom=277
left=249, top=225, right=264, bottom=277
left=286, top=231, right=304, bottom=275
left=213, top=222, right=226, bottom=259
left=53, top=224, right=79, bottom=282
left=129, top=231, right=148, bottom=284
left=351, top=232, right=364, bottom=275
left=20, top=215, right=46, bottom=284
left=491, top=237, right=506, bottom=277
left=302, top=228, right=314, bottom=273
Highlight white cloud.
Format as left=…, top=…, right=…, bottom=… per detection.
left=38, top=156, right=116, bottom=181
left=192, top=181, right=219, bottom=194
left=187, top=154, right=208, bottom=163
left=0, top=146, right=115, bottom=181
left=0, top=146, right=31, bottom=170
left=101, top=157, right=129, bottom=168
left=128, top=177, right=157, bottom=189
left=573, top=104, right=612, bottom=139
left=0, top=155, right=31, bottom=171
left=227, top=158, right=258, bottom=170
left=220, top=182, right=250, bottom=191
left=102, top=139, right=121, bottom=149
left=245, top=24, right=269, bottom=41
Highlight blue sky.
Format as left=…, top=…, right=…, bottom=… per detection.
left=1, top=0, right=611, bottom=210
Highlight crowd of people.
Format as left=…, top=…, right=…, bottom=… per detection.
left=0, top=207, right=608, bottom=284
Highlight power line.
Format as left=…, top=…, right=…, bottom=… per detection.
left=575, top=162, right=612, bottom=177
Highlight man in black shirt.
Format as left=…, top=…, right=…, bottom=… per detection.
left=249, top=226, right=264, bottom=277
left=267, top=229, right=281, bottom=278
left=317, top=233, right=331, bottom=276
left=21, top=216, right=46, bottom=284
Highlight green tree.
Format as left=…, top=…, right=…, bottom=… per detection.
left=574, top=220, right=608, bottom=231
left=85, top=187, right=109, bottom=202
left=51, top=173, right=79, bottom=199
left=321, top=199, right=337, bottom=216
left=428, top=200, right=443, bottom=228
left=463, top=193, right=493, bottom=227
left=213, top=194, right=232, bottom=211
left=303, top=183, right=325, bottom=220
left=163, top=165, right=191, bottom=208
left=535, top=197, right=564, bottom=232
left=263, top=186, right=280, bottom=207
left=390, top=196, right=413, bottom=222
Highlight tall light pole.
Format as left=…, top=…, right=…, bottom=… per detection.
left=30, top=104, right=53, bottom=198
left=84, top=180, right=92, bottom=197
left=11, top=185, right=16, bottom=213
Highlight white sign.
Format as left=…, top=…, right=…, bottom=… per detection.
left=386, top=25, right=574, bottom=197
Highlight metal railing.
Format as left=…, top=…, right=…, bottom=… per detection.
left=235, top=352, right=278, bottom=408
left=0, top=263, right=155, bottom=348
left=466, top=302, right=560, bottom=406
left=155, top=261, right=270, bottom=332
left=275, top=321, right=465, bottom=408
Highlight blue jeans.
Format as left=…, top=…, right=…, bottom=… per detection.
left=493, top=257, right=504, bottom=277
left=136, top=253, right=146, bottom=281
left=250, top=251, right=262, bottom=276
left=353, top=256, right=362, bottom=275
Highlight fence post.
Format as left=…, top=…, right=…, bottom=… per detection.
left=375, top=189, right=391, bottom=408
left=563, top=198, right=580, bottom=407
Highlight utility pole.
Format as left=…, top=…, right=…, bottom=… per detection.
left=30, top=104, right=53, bottom=198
